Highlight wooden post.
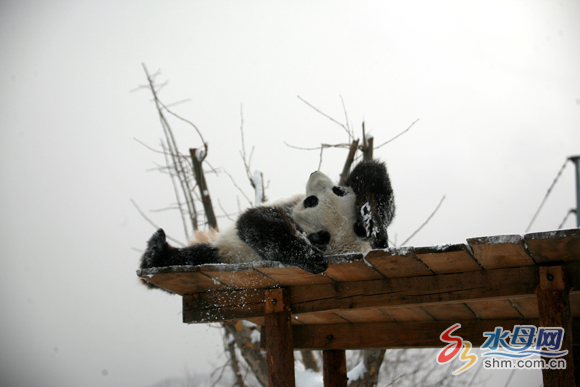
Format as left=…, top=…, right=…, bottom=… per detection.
left=536, top=265, right=576, bottom=387
left=323, top=350, right=347, bottom=387
left=265, top=288, right=295, bottom=387
left=189, top=147, right=218, bottom=230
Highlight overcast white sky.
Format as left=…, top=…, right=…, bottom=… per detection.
left=1, top=1, right=579, bottom=386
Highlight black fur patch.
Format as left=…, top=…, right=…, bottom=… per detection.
left=139, top=229, right=221, bottom=290
left=140, top=229, right=220, bottom=269
left=307, top=230, right=331, bottom=251
left=237, top=205, right=328, bottom=274
left=345, top=160, right=395, bottom=249
left=332, top=186, right=348, bottom=197
left=303, top=195, right=319, bottom=208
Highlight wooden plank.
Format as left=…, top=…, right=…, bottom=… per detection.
left=509, top=296, right=540, bottom=319
left=382, top=306, right=436, bottom=322
left=290, top=264, right=541, bottom=318
left=536, top=265, right=575, bottom=387
left=138, top=267, right=229, bottom=295
left=323, top=254, right=385, bottom=282
left=465, top=299, right=523, bottom=320
left=364, top=247, right=433, bottom=278
left=183, top=293, right=265, bottom=323
left=525, top=228, right=580, bottom=264
left=415, top=243, right=481, bottom=274
left=292, top=319, right=543, bottom=350
left=264, top=288, right=295, bottom=387
left=467, top=234, right=535, bottom=269
left=293, top=312, right=349, bottom=325
left=420, top=303, right=477, bottom=321
left=254, top=265, right=334, bottom=286
left=184, top=288, right=265, bottom=310
left=333, top=308, right=393, bottom=324
left=323, top=350, right=347, bottom=387
left=198, top=265, right=278, bottom=289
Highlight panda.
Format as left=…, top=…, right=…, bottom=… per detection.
left=139, top=160, right=394, bottom=287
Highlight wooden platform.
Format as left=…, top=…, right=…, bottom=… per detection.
left=138, top=229, right=580, bottom=348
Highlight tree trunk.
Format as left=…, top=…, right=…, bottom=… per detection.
left=223, top=321, right=269, bottom=387
left=348, top=349, right=386, bottom=387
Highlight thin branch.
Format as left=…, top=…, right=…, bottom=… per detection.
left=217, top=199, right=237, bottom=222
left=297, top=95, right=351, bottom=137
left=558, top=208, right=576, bottom=230
left=130, top=199, right=185, bottom=247
left=162, top=141, right=194, bottom=239
left=400, top=195, right=446, bottom=246
left=223, top=169, right=253, bottom=207
left=164, top=98, right=191, bottom=109
left=526, top=158, right=570, bottom=232
left=157, top=97, right=206, bottom=149
left=317, top=146, right=324, bottom=171
left=283, top=141, right=351, bottom=151
left=375, top=118, right=420, bottom=149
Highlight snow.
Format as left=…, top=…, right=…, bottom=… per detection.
left=252, top=170, right=264, bottom=205
left=347, top=360, right=367, bottom=381
left=250, top=329, right=261, bottom=344
left=295, top=369, right=323, bottom=387
left=194, top=148, right=206, bottom=161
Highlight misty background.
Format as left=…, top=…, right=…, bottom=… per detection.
left=1, top=1, right=579, bottom=386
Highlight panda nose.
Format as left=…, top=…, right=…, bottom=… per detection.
left=303, top=195, right=319, bottom=208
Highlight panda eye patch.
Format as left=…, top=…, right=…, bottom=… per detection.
left=332, top=186, right=348, bottom=197
left=303, top=195, right=319, bottom=208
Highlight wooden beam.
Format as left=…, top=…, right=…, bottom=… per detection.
left=264, top=288, right=295, bottom=387
left=537, top=266, right=576, bottom=387
left=183, top=264, right=548, bottom=323
left=292, top=319, right=548, bottom=350
left=182, top=262, right=580, bottom=324
left=323, top=350, right=347, bottom=387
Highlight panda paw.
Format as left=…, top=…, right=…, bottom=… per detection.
left=296, top=249, right=328, bottom=275
left=141, top=229, right=170, bottom=269
left=307, top=230, right=331, bottom=251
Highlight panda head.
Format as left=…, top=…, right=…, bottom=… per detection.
left=292, top=160, right=395, bottom=254
left=292, top=170, right=370, bottom=254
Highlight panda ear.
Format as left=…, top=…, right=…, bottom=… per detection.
left=345, top=160, right=395, bottom=249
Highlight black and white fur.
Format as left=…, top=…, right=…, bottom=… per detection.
left=140, top=160, right=394, bottom=286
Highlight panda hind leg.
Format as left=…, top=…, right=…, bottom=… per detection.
left=237, top=206, right=328, bottom=274
left=140, top=229, right=221, bottom=270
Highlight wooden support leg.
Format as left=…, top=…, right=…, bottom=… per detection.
left=265, top=288, right=295, bottom=387
left=537, top=266, right=576, bottom=387
left=323, top=349, right=347, bottom=387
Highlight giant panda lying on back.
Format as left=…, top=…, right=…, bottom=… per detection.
left=140, top=160, right=395, bottom=285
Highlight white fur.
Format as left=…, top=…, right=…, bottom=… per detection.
left=292, top=171, right=371, bottom=255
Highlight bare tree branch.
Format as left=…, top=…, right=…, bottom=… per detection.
left=297, top=95, right=351, bottom=137
left=142, top=64, right=199, bottom=234
left=222, top=169, right=253, bottom=207
left=130, top=199, right=185, bottom=247
left=400, top=195, right=446, bottom=246
left=374, top=118, right=420, bottom=149
left=239, top=105, right=267, bottom=204
left=339, top=95, right=354, bottom=141
left=339, top=139, right=360, bottom=185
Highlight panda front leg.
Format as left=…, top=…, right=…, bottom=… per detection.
left=237, top=206, right=329, bottom=274
left=140, top=229, right=220, bottom=269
